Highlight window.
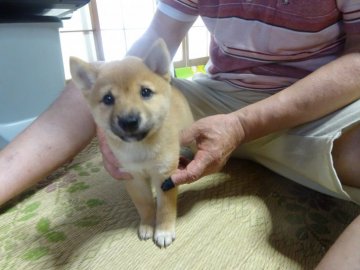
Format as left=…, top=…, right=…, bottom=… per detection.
left=60, top=0, right=210, bottom=79
left=60, top=5, right=95, bottom=78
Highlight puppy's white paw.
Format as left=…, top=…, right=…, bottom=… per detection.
left=154, top=230, right=176, bottom=248
left=138, top=224, right=154, bottom=240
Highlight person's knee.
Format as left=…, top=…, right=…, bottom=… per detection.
left=332, top=123, right=360, bottom=187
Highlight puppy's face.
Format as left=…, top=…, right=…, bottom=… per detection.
left=92, top=59, right=171, bottom=142
left=70, top=39, right=173, bottom=143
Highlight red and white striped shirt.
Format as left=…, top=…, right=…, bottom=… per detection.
left=159, top=0, right=360, bottom=92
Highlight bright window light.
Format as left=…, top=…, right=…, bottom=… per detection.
left=60, top=1, right=209, bottom=79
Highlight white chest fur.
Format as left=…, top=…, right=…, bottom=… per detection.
left=108, top=136, right=174, bottom=178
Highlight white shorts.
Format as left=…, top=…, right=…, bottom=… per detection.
left=173, top=74, right=360, bottom=204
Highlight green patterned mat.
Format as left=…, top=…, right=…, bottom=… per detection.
left=0, top=140, right=359, bottom=269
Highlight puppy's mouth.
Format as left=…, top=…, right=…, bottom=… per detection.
left=119, top=130, right=150, bottom=142
left=110, top=123, right=151, bottom=142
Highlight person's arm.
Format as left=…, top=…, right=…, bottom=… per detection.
left=233, top=34, right=360, bottom=143
left=0, top=82, right=96, bottom=206
left=169, top=34, right=360, bottom=186
left=127, top=9, right=194, bottom=59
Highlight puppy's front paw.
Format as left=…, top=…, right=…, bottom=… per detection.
left=138, top=224, right=154, bottom=240
left=154, top=230, right=176, bottom=248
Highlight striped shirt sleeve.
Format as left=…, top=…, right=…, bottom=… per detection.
left=158, top=0, right=199, bottom=22
left=337, top=0, right=360, bottom=34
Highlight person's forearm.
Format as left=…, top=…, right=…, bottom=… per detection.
left=231, top=52, right=360, bottom=142
left=127, top=10, right=193, bottom=60
left=0, top=82, right=95, bottom=206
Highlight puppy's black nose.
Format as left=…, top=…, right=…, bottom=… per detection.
left=118, top=114, right=140, bottom=133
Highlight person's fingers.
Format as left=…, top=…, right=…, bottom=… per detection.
left=179, top=126, right=197, bottom=146
left=96, top=128, right=133, bottom=180
left=161, top=162, right=203, bottom=191
left=178, top=156, right=192, bottom=169
left=168, top=150, right=213, bottom=187
left=97, top=129, right=120, bottom=167
left=103, top=160, right=133, bottom=180
left=96, top=127, right=106, bottom=141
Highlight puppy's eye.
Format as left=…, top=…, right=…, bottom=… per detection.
left=140, top=86, right=154, bottom=99
left=102, top=92, right=115, bottom=105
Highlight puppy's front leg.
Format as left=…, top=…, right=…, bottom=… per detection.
left=153, top=181, right=178, bottom=248
left=124, top=177, right=155, bottom=240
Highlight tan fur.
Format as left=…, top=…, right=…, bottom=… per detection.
left=70, top=39, right=193, bottom=248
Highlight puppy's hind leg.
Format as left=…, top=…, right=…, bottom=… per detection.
left=124, top=177, right=155, bottom=240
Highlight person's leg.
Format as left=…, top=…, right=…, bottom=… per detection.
left=172, top=75, right=272, bottom=120
left=0, top=81, right=95, bottom=206
left=233, top=99, right=360, bottom=267
left=315, top=123, right=360, bottom=269
left=174, top=77, right=360, bottom=268
left=233, top=98, right=360, bottom=201
left=316, top=214, right=360, bottom=270
left=332, top=123, right=360, bottom=188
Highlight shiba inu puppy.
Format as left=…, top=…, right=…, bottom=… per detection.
left=70, top=39, right=193, bottom=248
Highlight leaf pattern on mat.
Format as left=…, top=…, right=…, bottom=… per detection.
left=45, top=160, right=102, bottom=193
left=23, top=247, right=49, bottom=261
left=274, top=185, right=350, bottom=249
left=70, top=161, right=102, bottom=177
left=21, top=201, right=107, bottom=261
left=67, top=182, right=90, bottom=193
left=12, top=201, right=42, bottom=222
left=36, top=218, right=67, bottom=243
left=74, top=215, right=102, bottom=227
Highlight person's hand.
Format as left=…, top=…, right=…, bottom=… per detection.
left=97, top=128, right=133, bottom=180
left=161, top=114, right=244, bottom=191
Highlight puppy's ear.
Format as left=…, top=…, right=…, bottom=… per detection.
left=69, top=57, right=98, bottom=90
left=143, top=39, right=171, bottom=77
